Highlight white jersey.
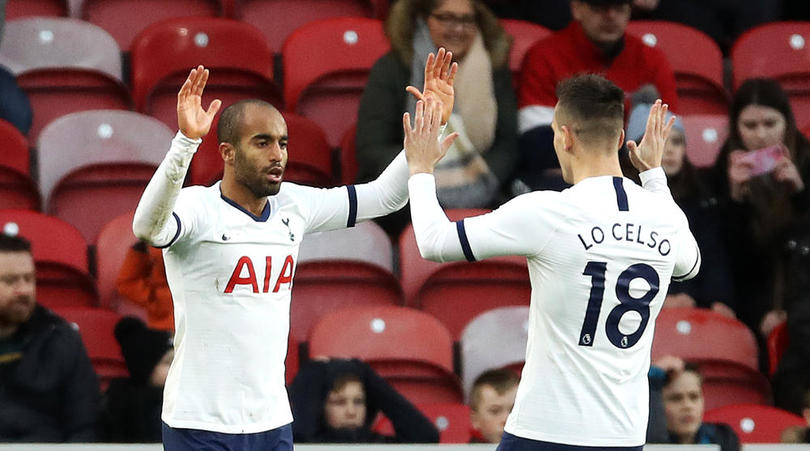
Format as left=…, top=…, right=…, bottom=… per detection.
left=408, top=169, right=700, bottom=447
left=160, top=181, right=357, bottom=433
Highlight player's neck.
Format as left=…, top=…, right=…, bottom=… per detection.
left=570, top=153, right=623, bottom=184
left=220, top=177, right=268, bottom=217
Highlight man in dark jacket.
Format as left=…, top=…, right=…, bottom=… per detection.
left=0, top=232, right=100, bottom=442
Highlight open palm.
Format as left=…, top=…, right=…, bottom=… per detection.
left=406, top=48, right=458, bottom=124
left=177, top=65, right=222, bottom=140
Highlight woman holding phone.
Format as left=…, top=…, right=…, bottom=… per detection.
left=711, top=78, right=810, bottom=343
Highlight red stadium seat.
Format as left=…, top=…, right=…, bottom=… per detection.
left=696, top=359, right=772, bottom=410
left=460, top=306, right=528, bottom=399
left=53, top=307, right=128, bottom=389
left=373, top=402, right=472, bottom=443
left=6, top=0, right=69, bottom=19
left=767, top=321, right=789, bottom=376
left=681, top=114, right=729, bottom=168
left=292, top=221, right=402, bottom=338
left=704, top=404, right=806, bottom=443
left=500, top=19, right=551, bottom=90
left=94, top=211, right=138, bottom=311
left=0, top=120, right=40, bottom=211
left=651, top=307, right=759, bottom=372
left=731, top=22, right=810, bottom=128
left=0, top=18, right=132, bottom=144
left=82, top=0, right=225, bottom=51
left=339, top=123, right=358, bottom=184
left=233, top=0, right=386, bottom=54
left=309, top=305, right=463, bottom=404
left=627, top=21, right=728, bottom=115
left=286, top=331, right=299, bottom=385
left=188, top=112, right=334, bottom=187
left=0, top=210, right=97, bottom=308
left=130, top=16, right=281, bottom=128
left=283, top=17, right=390, bottom=147
left=399, top=208, right=490, bottom=303
left=37, top=110, right=174, bottom=243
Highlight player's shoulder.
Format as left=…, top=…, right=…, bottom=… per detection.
left=177, top=184, right=215, bottom=203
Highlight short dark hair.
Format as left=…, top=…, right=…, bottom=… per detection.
left=556, top=74, right=625, bottom=146
left=0, top=232, right=31, bottom=253
left=470, top=368, right=520, bottom=411
left=664, top=361, right=703, bottom=387
left=216, top=99, right=279, bottom=146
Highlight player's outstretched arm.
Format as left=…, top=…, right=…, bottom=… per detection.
left=133, top=66, right=221, bottom=246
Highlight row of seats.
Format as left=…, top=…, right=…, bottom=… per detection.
left=5, top=15, right=810, bottom=152
left=6, top=0, right=391, bottom=51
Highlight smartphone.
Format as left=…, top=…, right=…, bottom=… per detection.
left=739, top=145, right=784, bottom=176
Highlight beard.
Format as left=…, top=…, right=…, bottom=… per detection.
left=234, top=150, right=284, bottom=198
left=0, top=295, right=35, bottom=326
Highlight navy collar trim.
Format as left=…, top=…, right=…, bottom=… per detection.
left=219, top=191, right=271, bottom=222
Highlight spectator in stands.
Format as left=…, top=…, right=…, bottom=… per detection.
left=289, top=358, right=439, bottom=443
left=468, top=368, right=519, bottom=444
left=626, top=103, right=735, bottom=317
left=100, top=316, right=173, bottom=442
left=630, top=0, right=779, bottom=54
left=357, top=0, right=518, bottom=237
left=0, top=232, right=100, bottom=442
left=0, top=0, right=33, bottom=136
left=710, top=78, right=810, bottom=339
left=782, top=384, right=810, bottom=443
left=116, top=240, right=173, bottom=331
left=515, top=0, right=678, bottom=192
left=647, top=355, right=685, bottom=443
left=655, top=363, right=740, bottom=450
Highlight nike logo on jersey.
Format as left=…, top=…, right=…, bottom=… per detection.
left=222, top=233, right=230, bottom=241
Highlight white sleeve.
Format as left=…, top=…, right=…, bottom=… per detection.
left=639, top=167, right=671, bottom=196
left=408, top=173, right=554, bottom=262
left=132, top=132, right=200, bottom=247
left=671, top=214, right=701, bottom=282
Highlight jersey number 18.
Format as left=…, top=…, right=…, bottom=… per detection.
left=578, top=261, right=659, bottom=349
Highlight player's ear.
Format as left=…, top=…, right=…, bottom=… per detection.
left=561, top=125, right=575, bottom=152
left=219, top=142, right=235, bottom=163
left=616, top=129, right=625, bottom=152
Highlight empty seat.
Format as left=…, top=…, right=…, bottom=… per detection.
left=339, top=123, right=358, bottom=184
left=0, top=119, right=40, bottom=210
left=460, top=306, right=528, bottom=400
left=681, top=114, right=729, bottom=168
left=0, top=17, right=132, bottom=143
left=283, top=17, right=390, bottom=147
left=651, top=307, right=759, bottom=372
left=82, top=0, right=225, bottom=51
left=94, top=211, right=137, bottom=311
left=309, top=305, right=462, bottom=404
left=373, top=402, right=471, bottom=443
left=0, top=209, right=97, bottom=308
left=731, top=22, right=810, bottom=128
left=627, top=21, right=728, bottom=115
left=6, top=0, right=69, bottom=20
left=292, top=221, right=402, bottom=339
left=697, top=359, right=772, bottom=410
left=53, top=307, right=128, bottom=389
left=500, top=18, right=551, bottom=89
left=130, top=16, right=281, bottom=132
left=234, top=0, right=385, bottom=54
left=704, top=404, right=806, bottom=443
left=37, top=110, right=174, bottom=242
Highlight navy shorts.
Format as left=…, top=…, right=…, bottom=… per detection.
left=497, top=432, right=644, bottom=451
left=162, top=422, right=293, bottom=451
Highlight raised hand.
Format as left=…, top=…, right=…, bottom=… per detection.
left=627, top=100, right=676, bottom=172
left=406, top=47, right=458, bottom=125
left=403, top=97, right=458, bottom=175
left=177, top=65, right=222, bottom=140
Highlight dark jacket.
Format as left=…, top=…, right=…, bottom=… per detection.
left=99, top=379, right=163, bottom=442
left=666, top=423, right=741, bottom=451
left=0, top=305, right=100, bottom=442
left=289, top=359, right=439, bottom=443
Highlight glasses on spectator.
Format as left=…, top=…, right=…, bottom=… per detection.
left=430, top=12, right=477, bottom=29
